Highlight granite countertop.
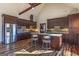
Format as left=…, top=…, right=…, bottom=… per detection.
left=31, top=32, right=63, bottom=37
left=38, top=33, right=63, bottom=36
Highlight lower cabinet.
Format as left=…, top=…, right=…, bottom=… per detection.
left=51, top=36, right=62, bottom=50
left=17, top=32, right=32, bottom=41
left=38, top=35, right=63, bottom=50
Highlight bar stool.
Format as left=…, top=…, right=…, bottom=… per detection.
left=32, top=34, right=38, bottom=47
left=42, top=35, right=51, bottom=49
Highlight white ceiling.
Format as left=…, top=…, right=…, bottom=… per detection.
left=67, top=3, right=79, bottom=8
left=0, top=3, right=44, bottom=20
left=0, top=3, right=79, bottom=20
left=0, top=3, right=79, bottom=14
left=18, top=3, right=79, bottom=17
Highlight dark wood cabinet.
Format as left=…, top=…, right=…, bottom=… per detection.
left=67, top=13, right=79, bottom=45
left=2, top=14, right=18, bottom=24
left=17, top=19, right=30, bottom=28
left=38, top=34, right=63, bottom=50
left=3, top=14, right=37, bottom=29
left=51, top=36, right=62, bottom=50
left=17, top=19, right=28, bottom=26
left=17, top=19, right=37, bottom=29
left=69, top=13, right=79, bottom=33
left=32, top=22, right=37, bottom=28
left=47, top=17, right=69, bottom=29
left=17, top=33, right=32, bottom=41
left=17, top=19, right=22, bottom=26
left=62, top=13, right=79, bottom=45
left=30, top=21, right=37, bottom=28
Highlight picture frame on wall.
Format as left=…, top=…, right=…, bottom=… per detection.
left=40, top=23, right=46, bottom=33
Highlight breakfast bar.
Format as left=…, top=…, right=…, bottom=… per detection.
left=37, top=33, right=63, bottom=50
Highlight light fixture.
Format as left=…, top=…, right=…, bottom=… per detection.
left=32, top=7, right=34, bottom=10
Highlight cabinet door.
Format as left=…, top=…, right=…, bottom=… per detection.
left=51, top=36, right=62, bottom=50
left=47, top=20, right=54, bottom=29
left=69, top=13, right=79, bottom=33
left=33, top=22, right=37, bottom=28
left=68, top=13, right=79, bottom=45
left=26, top=21, right=30, bottom=28
left=17, top=19, right=22, bottom=26
left=17, top=19, right=30, bottom=29
left=30, top=21, right=37, bottom=28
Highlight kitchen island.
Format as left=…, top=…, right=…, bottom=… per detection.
left=38, top=33, right=63, bottom=50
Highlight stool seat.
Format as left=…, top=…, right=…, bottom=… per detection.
left=32, top=38, right=38, bottom=41
left=42, top=39, right=51, bottom=43
left=32, top=35, right=38, bottom=38
left=44, top=36, right=50, bottom=39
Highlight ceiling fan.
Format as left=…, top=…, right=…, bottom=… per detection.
left=19, top=3, right=41, bottom=15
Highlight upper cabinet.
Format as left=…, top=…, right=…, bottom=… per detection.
left=2, top=14, right=18, bottom=24
left=32, top=22, right=37, bottom=28
left=17, top=19, right=29, bottom=26
left=17, top=19, right=37, bottom=29
left=47, top=17, right=69, bottom=29
left=18, top=19, right=32, bottom=29
left=2, top=14, right=37, bottom=29
left=69, top=13, right=79, bottom=33
left=30, top=21, right=37, bottom=28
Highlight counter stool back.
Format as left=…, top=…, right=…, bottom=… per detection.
left=32, top=34, right=38, bottom=47
left=42, top=35, right=51, bottom=49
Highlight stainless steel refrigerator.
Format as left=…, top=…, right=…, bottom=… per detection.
left=3, top=23, right=16, bottom=44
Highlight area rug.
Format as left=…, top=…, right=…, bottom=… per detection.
left=14, top=46, right=63, bottom=56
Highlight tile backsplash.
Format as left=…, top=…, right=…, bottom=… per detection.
left=47, top=28, right=69, bottom=33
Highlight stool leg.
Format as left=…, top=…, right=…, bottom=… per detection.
left=31, top=40, right=33, bottom=47
left=42, top=42, right=44, bottom=49
left=32, top=40, right=35, bottom=47
left=42, top=42, right=45, bottom=49
left=48, top=43, right=49, bottom=49
left=32, top=40, right=34, bottom=46
left=46, top=43, right=48, bottom=50
left=35, top=40, right=37, bottom=47
left=46, top=43, right=49, bottom=49
left=49, top=43, right=51, bottom=49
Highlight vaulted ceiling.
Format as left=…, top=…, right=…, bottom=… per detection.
left=0, top=3, right=79, bottom=20
left=19, top=3, right=42, bottom=15
left=18, top=3, right=79, bottom=16
left=1, top=3, right=79, bottom=15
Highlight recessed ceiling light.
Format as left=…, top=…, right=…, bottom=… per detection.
left=32, top=7, right=34, bottom=9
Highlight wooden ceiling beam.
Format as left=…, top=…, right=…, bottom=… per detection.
left=19, top=3, right=41, bottom=15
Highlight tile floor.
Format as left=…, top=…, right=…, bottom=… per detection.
left=0, top=39, right=79, bottom=56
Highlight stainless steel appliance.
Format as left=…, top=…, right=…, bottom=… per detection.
left=3, top=23, right=16, bottom=44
